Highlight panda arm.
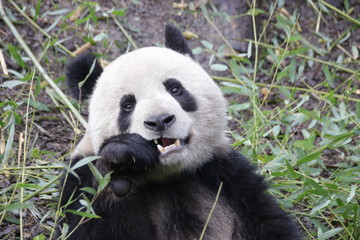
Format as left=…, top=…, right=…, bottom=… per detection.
left=215, top=150, right=302, bottom=240
left=98, top=133, right=159, bottom=168
left=58, top=134, right=159, bottom=238
left=60, top=133, right=158, bottom=204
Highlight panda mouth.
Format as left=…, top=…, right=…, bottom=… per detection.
left=153, top=137, right=190, bottom=155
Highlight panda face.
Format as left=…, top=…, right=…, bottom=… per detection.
left=76, top=47, right=228, bottom=170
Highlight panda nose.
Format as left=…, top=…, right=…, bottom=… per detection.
left=144, top=114, right=176, bottom=132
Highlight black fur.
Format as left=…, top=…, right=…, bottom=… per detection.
left=165, top=24, right=195, bottom=59
left=163, top=78, right=198, bottom=112
left=59, top=135, right=301, bottom=239
left=98, top=133, right=159, bottom=168
left=66, top=53, right=103, bottom=100
left=118, top=94, right=137, bottom=132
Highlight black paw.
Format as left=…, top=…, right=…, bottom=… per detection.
left=98, top=133, right=159, bottom=168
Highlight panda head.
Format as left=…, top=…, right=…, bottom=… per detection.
left=67, top=25, right=228, bottom=171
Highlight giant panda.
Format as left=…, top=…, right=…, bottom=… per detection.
left=59, top=24, right=301, bottom=240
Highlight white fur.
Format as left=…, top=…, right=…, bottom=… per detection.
left=75, top=47, right=228, bottom=170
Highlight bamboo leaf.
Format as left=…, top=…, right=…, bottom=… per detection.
left=71, top=156, right=101, bottom=171
left=346, top=184, right=356, bottom=203
left=65, top=209, right=100, bottom=218
left=210, top=64, right=228, bottom=71
left=318, top=228, right=344, bottom=240
left=297, top=151, right=321, bottom=165
left=0, top=80, right=28, bottom=89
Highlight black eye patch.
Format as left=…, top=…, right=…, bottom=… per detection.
left=118, top=94, right=136, bottom=132
left=163, top=78, right=197, bottom=112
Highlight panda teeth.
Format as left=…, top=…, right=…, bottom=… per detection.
left=156, top=139, right=182, bottom=154
left=154, top=139, right=159, bottom=144
left=157, top=144, right=165, bottom=152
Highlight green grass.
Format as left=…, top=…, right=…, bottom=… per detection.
left=0, top=0, right=359, bottom=239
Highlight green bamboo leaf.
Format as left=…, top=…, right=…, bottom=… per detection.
left=271, top=172, right=286, bottom=177
left=297, top=151, right=321, bottom=164
left=276, top=64, right=291, bottom=81
left=34, top=0, right=42, bottom=20
left=33, top=234, right=46, bottom=240
left=285, top=47, right=308, bottom=57
left=8, top=44, right=26, bottom=68
left=246, top=8, right=265, bottom=16
left=272, top=125, right=281, bottom=137
left=346, top=184, right=356, bottom=203
left=45, top=16, right=62, bottom=33
left=267, top=48, right=280, bottom=65
left=65, top=209, right=100, bottom=218
left=305, top=179, right=324, bottom=191
left=278, top=86, right=293, bottom=99
left=285, top=160, right=299, bottom=178
left=28, top=99, right=50, bottom=112
left=98, top=172, right=111, bottom=192
left=210, top=64, right=228, bottom=71
left=78, top=59, right=98, bottom=88
left=228, top=102, right=251, bottom=112
left=318, top=228, right=343, bottom=240
left=1, top=114, right=15, bottom=169
left=201, top=40, right=213, bottom=50
left=285, top=35, right=302, bottom=43
left=310, top=199, right=331, bottom=215
left=93, top=33, right=108, bottom=42
left=192, top=47, right=202, bottom=55
left=351, top=46, right=359, bottom=59
left=0, top=203, right=29, bottom=210
left=112, top=9, right=126, bottom=16
left=71, top=156, right=101, bottom=171
left=322, top=65, right=334, bottom=88
left=48, top=9, right=71, bottom=15
left=80, top=187, right=97, bottom=195
left=0, top=80, right=28, bottom=89
left=15, top=183, right=41, bottom=189
left=326, top=132, right=355, bottom=147
left=289, top=59, right=296, bottom=82
left=221, top=86, right=255, bottom=96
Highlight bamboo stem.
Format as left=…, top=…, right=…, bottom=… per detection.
left=111, top=15, right=138, bottom=49
left=319, top=0, right=360, bottom=26
left=199, top=181, right=223, bottom=240
left=22, top=174, right=62, bottom=202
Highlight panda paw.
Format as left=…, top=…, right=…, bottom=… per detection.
left=98, top=133, right=159, bottom=168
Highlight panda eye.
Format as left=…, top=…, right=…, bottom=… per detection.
left=123, top=103, right=134, bottom=112
left=170, top=86, right=182, bottom=96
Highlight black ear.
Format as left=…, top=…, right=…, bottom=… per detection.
left=165, top=24, right=194, bottom=59
left=66, top=53, right=103, bottom=100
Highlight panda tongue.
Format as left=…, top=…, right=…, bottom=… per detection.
left=161, top=137, right=176, bottom=147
